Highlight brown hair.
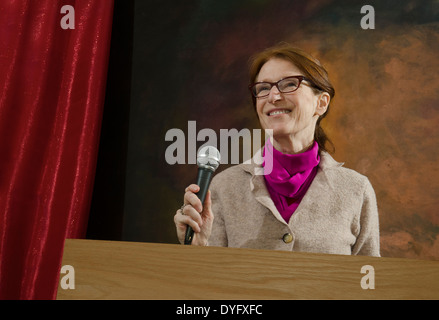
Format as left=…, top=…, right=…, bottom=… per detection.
left=248, top=43, right=335, bottom=154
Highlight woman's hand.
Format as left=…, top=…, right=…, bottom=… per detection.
left=174, top=184, right=214, bottom=246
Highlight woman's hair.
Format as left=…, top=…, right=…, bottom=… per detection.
left=248, top=42, right=335, bottom=154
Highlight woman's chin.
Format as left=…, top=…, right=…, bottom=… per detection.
left=268, top=126, right=293, bottom=138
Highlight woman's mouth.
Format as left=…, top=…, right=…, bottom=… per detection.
left=267, top=109, right=291, bottom=116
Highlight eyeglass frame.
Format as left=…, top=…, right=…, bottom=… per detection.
left=248, top=75, right=315, bottom=98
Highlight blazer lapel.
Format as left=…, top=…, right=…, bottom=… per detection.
left=241, top=149, right=344, bottom=227
left=241, top=148, right=288, bottom=225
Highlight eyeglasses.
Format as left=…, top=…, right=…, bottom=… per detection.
left=248, top=76, right=311, bottom=98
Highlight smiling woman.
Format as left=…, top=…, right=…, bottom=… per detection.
left=253, top=58, right=329, bottom=154
left=173, top=43, right=380, bottom=257
left=248, top=44, right=335, bottom=155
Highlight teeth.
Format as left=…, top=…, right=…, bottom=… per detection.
left=269, top=110, right=291, bottom=116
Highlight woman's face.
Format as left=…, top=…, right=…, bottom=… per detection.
left=255, top=58, right=329, bottom=146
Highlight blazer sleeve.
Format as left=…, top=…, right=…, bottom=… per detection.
left=352, top=178, right=380, bottom=257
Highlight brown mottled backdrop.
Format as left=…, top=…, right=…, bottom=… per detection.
left=89, top=0, right=439, bottom=261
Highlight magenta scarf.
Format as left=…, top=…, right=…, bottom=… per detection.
left=263, top=139, right=320, bottom=223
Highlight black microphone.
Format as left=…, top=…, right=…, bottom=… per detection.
left=184, top=146, right=221, bottom=245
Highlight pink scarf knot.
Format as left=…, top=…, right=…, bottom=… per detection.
left=263, top=139, right=320, bottom=223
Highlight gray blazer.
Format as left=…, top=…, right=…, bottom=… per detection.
left=208, top=149, right=380, bottom=257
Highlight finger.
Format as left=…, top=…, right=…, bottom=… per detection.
left=174, top=209, right=201, bottom=233
left=182, top=205, right=203, bottom=227
left=184, top=190, right=203, bottom=212
left=185, top=184, right=200, bottom=193
left=180, top=214, right=202, bottom=233
left=204, top=190, right=212, bottom=212
left=201, top=190, right=214, bottom=223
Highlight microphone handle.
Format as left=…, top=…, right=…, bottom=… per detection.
left=184, top=167, right=213, bottom=245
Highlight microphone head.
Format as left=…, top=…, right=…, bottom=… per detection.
left=197, top=146, right=221, bottom=171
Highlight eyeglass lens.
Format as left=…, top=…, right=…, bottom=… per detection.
left=253, top=77, right=301, bottom=98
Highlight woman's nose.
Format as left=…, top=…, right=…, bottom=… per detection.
left=267, top=85, right=282, bottom=103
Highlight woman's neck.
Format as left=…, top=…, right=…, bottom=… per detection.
left=272, top=134, right=315, bottom=154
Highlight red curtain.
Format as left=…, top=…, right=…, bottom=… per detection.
left=0, top=0, right=114, bottom=299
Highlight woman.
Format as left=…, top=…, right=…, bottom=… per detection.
left=174, top=43, right=380, bottom=256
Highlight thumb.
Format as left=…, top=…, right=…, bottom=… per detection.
left=203, top=190, right=212, bottom=213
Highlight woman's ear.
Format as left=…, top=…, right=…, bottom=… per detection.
left=315, top=92, right=330, bottom=116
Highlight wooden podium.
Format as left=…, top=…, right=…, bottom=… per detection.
left=56, top=239, right=439, bottom=300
